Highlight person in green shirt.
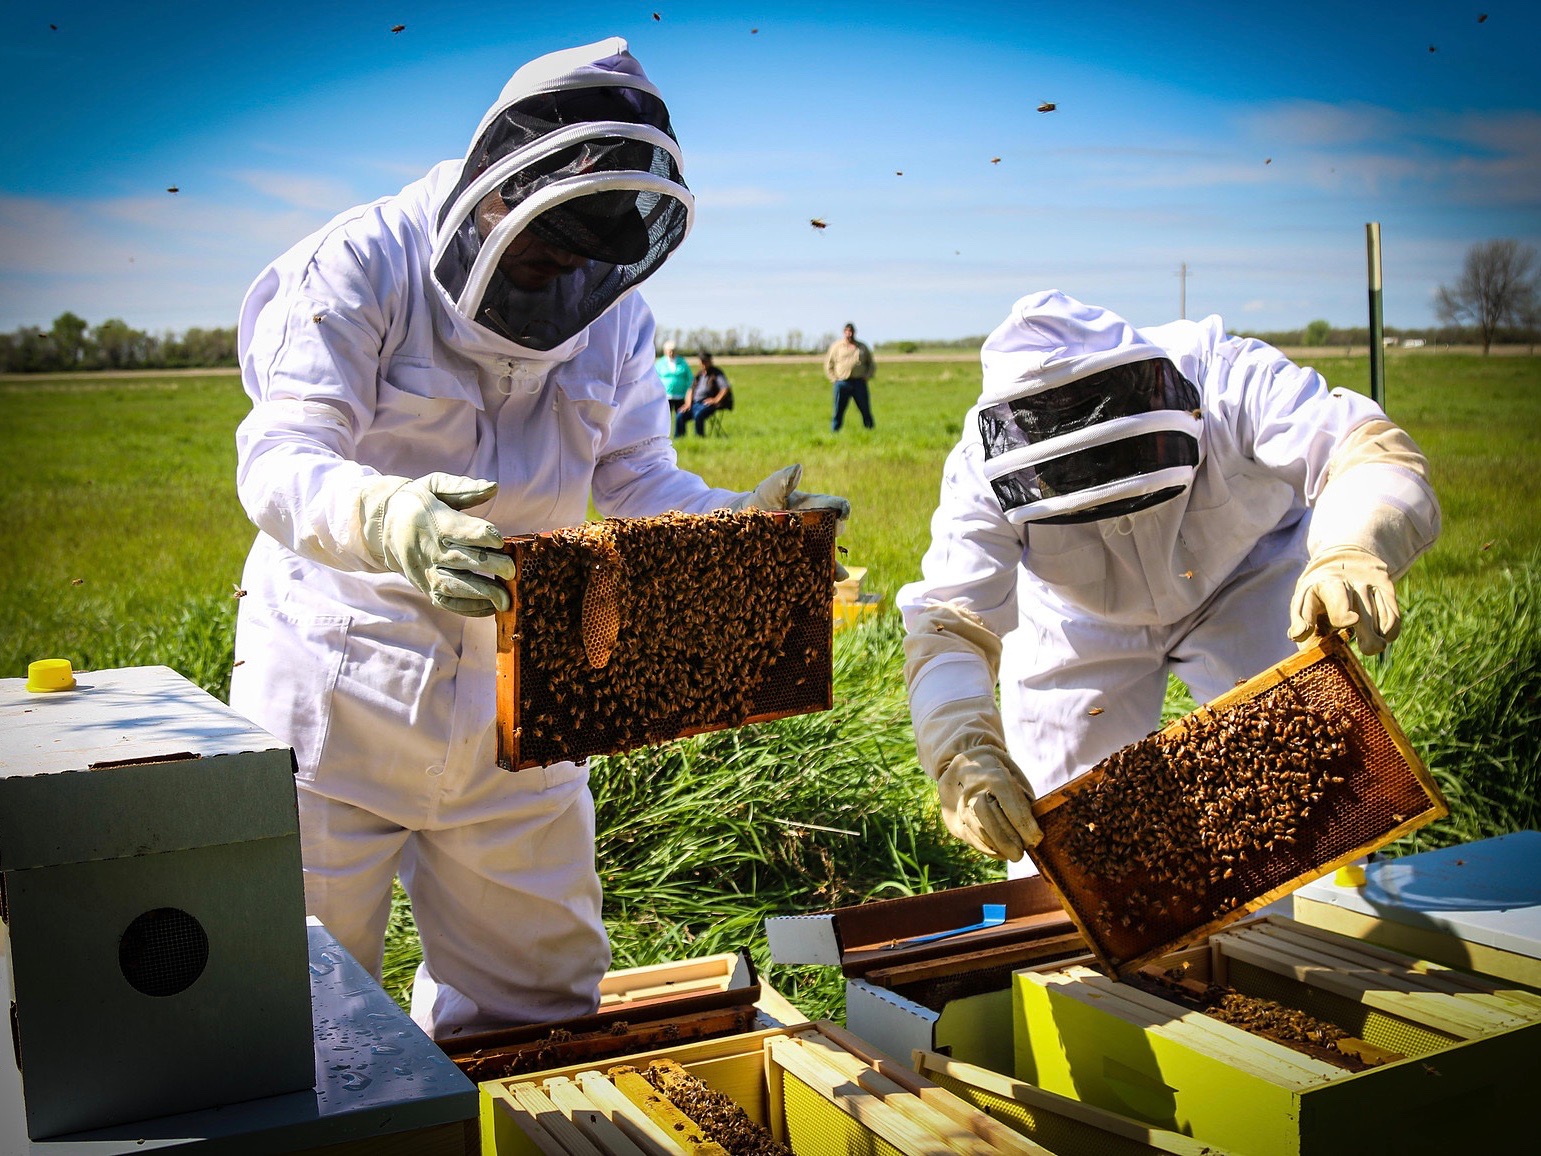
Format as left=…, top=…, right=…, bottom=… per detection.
left=655, top=340, right=693, bottom=420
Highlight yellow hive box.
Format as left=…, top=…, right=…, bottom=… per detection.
left=913, top=1049, right=1239, bottom=1155
left=833, top=565, right=883, bottom=631
left=1013, top=915, right=1541, bottom=1154
left=480, top=1021, right=1049, bottom=1156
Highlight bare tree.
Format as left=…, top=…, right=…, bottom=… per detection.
left=1435, top=239, right=1539, bottom=354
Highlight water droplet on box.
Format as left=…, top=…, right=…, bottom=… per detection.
left=340, top=1071, right=373, bottom=1091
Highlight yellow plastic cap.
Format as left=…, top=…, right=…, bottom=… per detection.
left=26, top=658, right=77, bottom=693
left=1334, top=864, right=1368, bottom=888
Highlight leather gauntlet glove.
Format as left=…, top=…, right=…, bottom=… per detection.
left=360, top=472, right=515, bottom=617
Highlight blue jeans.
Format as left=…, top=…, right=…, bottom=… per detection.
left=675, top=401, right=721, bottom=437
left=832, top=378, right=873, bottom=431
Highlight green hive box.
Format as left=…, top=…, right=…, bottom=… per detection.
left=1012, top=915, right=1540, bottom=1155
left=0, top=665, right=313, bottom=1139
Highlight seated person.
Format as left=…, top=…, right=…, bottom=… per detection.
left=674, top=350, right=733, bottom=436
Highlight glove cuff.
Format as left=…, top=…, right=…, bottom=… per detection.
left=1312, top=421, right=1440, bottom=580
left=356, top=474, right=413, bottom=572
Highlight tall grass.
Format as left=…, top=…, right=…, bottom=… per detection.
left=1376, top=558, right=1541, bottom=851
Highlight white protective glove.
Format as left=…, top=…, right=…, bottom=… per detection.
left=1289, top=545, right=1400, bottom=655
left=359, top=473, right=516, bottom=617
left=727, top=463, right=851, bottom=528
left=905, top=602, right=1042, bottom=860
left=1288, top=420, right=1440, bottom=656
left=937, top=748, right=1043, bottom=860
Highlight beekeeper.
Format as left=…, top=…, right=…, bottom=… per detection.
left=229, top=38, right=848, bottom=1036
left=898, top=291, right=1439, bottom=873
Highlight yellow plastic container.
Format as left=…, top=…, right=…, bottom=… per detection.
left=25, top=658, right=76, bottom=693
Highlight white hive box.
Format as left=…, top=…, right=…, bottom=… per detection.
left=0, top=665, right=313, bottom=1138
left=1293, top=832, right=1541, bottom=988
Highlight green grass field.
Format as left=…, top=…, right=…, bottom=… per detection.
left=2, top=352, right=1537, bottom=1015
left=2, top=353, right=1536, bottom=680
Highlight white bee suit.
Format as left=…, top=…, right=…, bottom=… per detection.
left=898, top=292, right=1440, bottom=878
left=230, top=40, right=741, bottom=1036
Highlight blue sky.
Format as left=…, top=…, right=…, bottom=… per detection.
left=2, top=1, right=1537, bottom=342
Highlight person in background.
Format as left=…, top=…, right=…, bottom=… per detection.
left=656, top=339, right=692, bottom=419
left=674, top=349, right=732, bottom=437
left=229, top=38, right=849, bottom=1039
left=824, top=321, right=876, bottom=431
left=897, top=290, right=1439, bottom=872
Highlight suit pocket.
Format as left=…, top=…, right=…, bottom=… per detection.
left=230, top=602, right=350, bottom=785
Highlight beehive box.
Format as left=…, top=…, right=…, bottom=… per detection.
left=481, top=1020, right=1049, bottom=1155
left=1027, top=631, right=1447, bottom=975
left=766, top=878, right=1085, bottom=1074
left=496, top=509, right=837, bottom=770
left=912, top=1049, right=1239, bottom=1155
left=0, top=665, right=314, bottom=1139
left=441, top=951, right=805, bottom=1084
left=2, top=917, right=479, bottom=1155
left=1293, top=832, right=1541, bottom=989
left=1014, top=915, right=1541, bottom=1154
left=833, top=565, right=883, bottom=631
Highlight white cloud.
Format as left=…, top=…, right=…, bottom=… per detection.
left=0, top=193, right=333, bottom=331
left=230, top=170, right=360, bottom=213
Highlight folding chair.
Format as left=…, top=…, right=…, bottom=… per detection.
left=706, top=389, right=733, bottom=437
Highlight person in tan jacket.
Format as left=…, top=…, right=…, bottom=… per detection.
left=824, top=322, right=876, bottom=431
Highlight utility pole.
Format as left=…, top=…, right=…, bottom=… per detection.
left=1177, top=262, right=1190, bottom=319
left=1366, top=223, right=1385, bottom=410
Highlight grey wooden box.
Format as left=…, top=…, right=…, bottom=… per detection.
left=0, top=665, right=313, bottom=1138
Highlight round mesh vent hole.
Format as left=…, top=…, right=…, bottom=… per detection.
left=119, top=907, right=209, bottom=997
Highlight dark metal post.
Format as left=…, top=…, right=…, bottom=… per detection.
left=1367, top=223, right=1385, bottom=410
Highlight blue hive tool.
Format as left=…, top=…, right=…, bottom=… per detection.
left=878, top=903, right=1008, bottom=951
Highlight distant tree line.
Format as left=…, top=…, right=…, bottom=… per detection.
left=1232, top=322, right=1536, bottom=350
left=6, top=240, right=1534, bottom=374
left=0, top=312, right=236, bottom=374
left=653, top=326, right=843, bottom=356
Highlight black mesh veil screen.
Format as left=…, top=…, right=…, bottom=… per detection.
left=433, top=85, right=691, bottom=350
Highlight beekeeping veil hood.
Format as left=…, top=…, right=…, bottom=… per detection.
left=975, top=291, right=1203, bottom=525
left=430, top=37, right=694, bottom=351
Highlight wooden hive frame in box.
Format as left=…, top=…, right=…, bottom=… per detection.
left=1027, top=631, right=1448, bottom=975
left=495, top=508, right=837, bottom=771
left=483, top=1021, right=1050, bottom=1156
